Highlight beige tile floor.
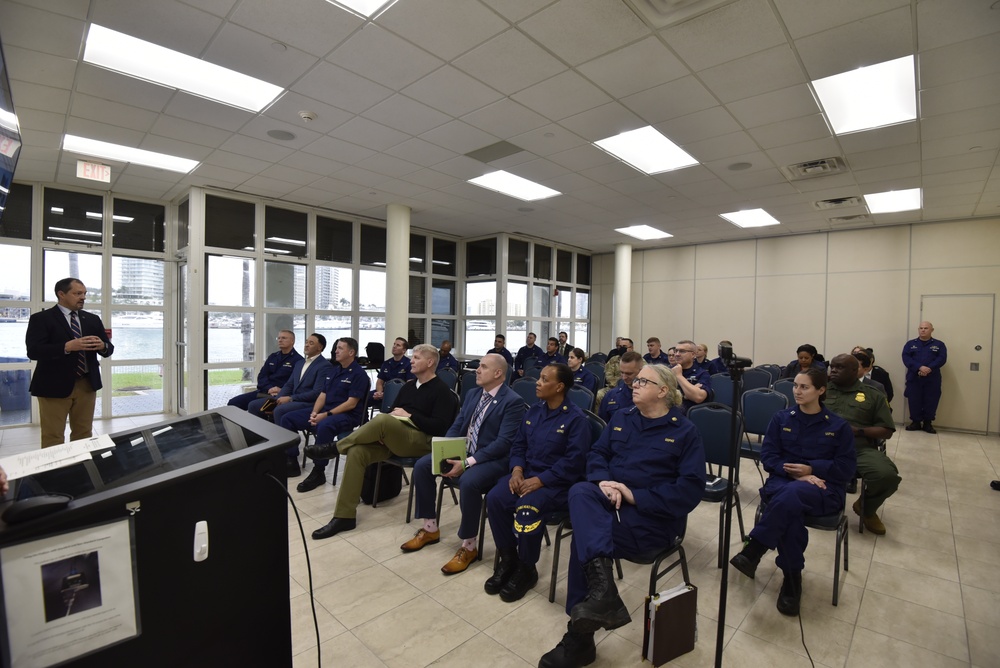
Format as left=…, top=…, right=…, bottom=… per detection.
left=2, top=418, right=999, bottom=667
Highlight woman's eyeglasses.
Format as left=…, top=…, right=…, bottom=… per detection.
left=631, top=377, right=660, bottom=387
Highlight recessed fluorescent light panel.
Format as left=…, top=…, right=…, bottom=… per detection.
left=468, top=171, right=561, bottom=202
left=63, top=135, right=199, bottom=173
left=615, top=225, right=673, bottom=241
left=864, top=188, right=921, bottom=214
left=812, top=55, right=916, bottom=135
left=720, top=209, right=780, bottom=228
left=594, top=126, right=698, bottom=175
left=83, top=24, right=283, bottom=112
left=324, top=0, right=400, bottom=19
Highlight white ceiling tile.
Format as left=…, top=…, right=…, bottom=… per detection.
left=301, top=135, right=376, bottom=165
left=109, top=173, right=175, bottom=199
left=219, top=133, right=294, bottom=162
left=363, top=95, right=451, bottom=137
left=236, top=116, right=324, bottom=151
left=65, top=116, right=145, bottom=147
left=354, top=153, right=420, bottom=179
left=163, top=92, right=256, bottom=132
left=518, top=0, right=648, bottom=66
left=699, top=45, right=807, bottom=103
left=372, top=178, right=428, bottom=199
left=328, top=116, right=410, bottom=152
left=851, top=161, right=920, bottom=185
left=203, top=23, right=319, bottom=88
left=2, top=45, right=77, bottom=91
left=191, top=163, right=255, bottom=187
left=576, top=36, right=689, bottom=99
left=200, top=150, right=268, bottom=174
left=384, top=138, right=457, bottom=167
left=403, top=66, right=504, bottom=118
left=837, top=121, right=918, bottom=154
left=306, top=175, right=364, bottom=196
left=578, top=159, right=644, bottom=184
left=539, top=172, right=601, bottom=194
left=558, top=102, right=644, bottom=143
left=238, top=174, right=300, bottom=198
left=263, top=93, right=354, bottom=135
left=843, top=142, right=920, bottom=171
left=283, top=186, right=335, bottom=207
left=922, top=167, right=991, bottom=188
left=231, top=0, right=360, bottom=57
left=8, top=81, right=71, bottom=115
left=460, top=99, right=549, bottom=140
left=548, top=145, right=615, bottom=172
left=139, top=134, right=214, bottom=161
left=150, top=115, right=233, bottom=149
left=916, top=0, right=1000, bottom=51
left=765, top=137, right=843, bottom=168
left=920, top=73, right=1000, bottom=118
left=328, top=25, right=444, bottom=90
left=0, top=1, right=85, bottom=59
left=257, top=163, right=322, bottom=187
left=655, top=107, right=742, bottom=145
left=73, top=64, right=175, bottom=113
left=920, top=104, right=1000, bottom=141
left=509, top=158, right=569, bottom=183
left=433, top=156, right=491, bottom=180
left=747, top=113, right=831, bottom=150
left=771, top=0, right=908, bottom=39
left=292, top=62, right=394, bottom=115
left=727, top=84, right=820, bottom=129
left=329, top=166, right=385, bottom=188
left=790, top=172, right=861, bottom=193
left=512, top=71, right=613, bottom=121
left=91, top=0, right=220, bottom=55
left=922, top=132, right=1000, bottom=161
left=419, top=120, right=499, bottom=154
left=452, top=29, right=568, bottom=96
left=399, top=168, right=460, bottom=190
left=18, top=128, right=62, bottom=150
left=69, top=94, right=156, bottom=133
left=377, top=0, right=508, bottom=61
left=661, top=0, right=786, bottom=71
left=683, top=131, right=760, bottom=163
left=277, top=151, right=348, bottom=177
left=16, top=109, right=67, bottom=135
left=508, top=124, right=587, bottom=156
left=793, top=6, right=913, bottom=80
left=920, top=32, right=1000, bottom=91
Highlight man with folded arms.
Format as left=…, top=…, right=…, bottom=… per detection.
left=280, top=337, right=370, bottom=492
left=228, top=330, right=302, bottom=410
left=400, top=353, right=526, bottom=574
left=307, top=344, right=457, bottom=539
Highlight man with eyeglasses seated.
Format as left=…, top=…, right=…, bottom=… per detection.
left=597, top=352, right=643, bottom=423
left=228, top=330, right=303, bottom=411
left=671, top=339, right=712, bottom=413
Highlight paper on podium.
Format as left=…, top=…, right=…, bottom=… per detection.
left=0, top=434, right=114, bottom=481
left=431, top=437, right=467, bottom=474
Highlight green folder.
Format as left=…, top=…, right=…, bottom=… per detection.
left=431, top=437, right=468, bottom=474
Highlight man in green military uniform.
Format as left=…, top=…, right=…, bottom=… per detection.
left=826, top=354, right=900, bottom=535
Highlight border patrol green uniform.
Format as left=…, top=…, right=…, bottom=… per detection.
left=825, top=380, right=900, bottom=514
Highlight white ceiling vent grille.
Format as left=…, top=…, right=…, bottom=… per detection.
left=782, top=157, right=847, bottom=181
left=828, top=214, right=872, bottom=225
left=813, top=196, right=862, bottom=210
left=621, top=0, right=739, bottom=29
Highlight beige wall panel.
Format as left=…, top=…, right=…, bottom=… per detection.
left=642, top=246, right=696, bottom=282
left=638, top=280, right=695, bottom=347
left=754, top=274, right=828, bottom=366
left=911, top=217, right=1000, bottom=270
left=828, top=226, right=911, bottom=272
left=592, top=281, right=613, bottom=353
left=756, top=235, right=828, bottom=277
left=629, top=279, right=643, bottom=343
left=694, top=276, right=756, bottom=354
left=827, top=270, right=911, bottom=416
left=695, top=240, right=757, bottom=279
left=593, top=252, right=613, bottom=286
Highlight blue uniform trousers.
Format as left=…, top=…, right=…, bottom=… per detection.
left=247, top=396, right=312, bottom=426
left=279, top=409, right=354, bottom=471
left=487, top=475, right=569, bottom=565
left=906, top=375, right=942, bottom=422
left=412, top=455, right=508, bottom=539
left=564, top=482, right=681, bottom=613
left=750, top=480, right=842, bottom=572
left=228, top=390, right=264, bottom=411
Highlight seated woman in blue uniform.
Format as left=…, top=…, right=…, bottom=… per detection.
left=484, top=364, right=589, bottom=603
left=539, top=363, right=706, bottom=668
left=729, top=367, right=855, bottom=617
left=778, top=343, right=826, bottom=379
left=567, top=347, right=599, bottom=396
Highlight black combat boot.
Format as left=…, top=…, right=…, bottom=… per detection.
left=484, top=548, right=519, bottom=595
left=776, top=570, right=802, bottom=616
left=569, top=557, right=631, bottom=633
left=538, top=622, right=596, bottom=668
left=730, top=537, right=768, bottom=579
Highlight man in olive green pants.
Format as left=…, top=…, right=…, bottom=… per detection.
left=825, top=354, right=899, bottom=535
left=306, top=344, right=458, bottom=539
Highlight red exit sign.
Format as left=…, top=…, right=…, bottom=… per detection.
left=76, top=160, right=111, bottom=183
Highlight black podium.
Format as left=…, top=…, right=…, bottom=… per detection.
left=0, top=407, right=298, bottom=668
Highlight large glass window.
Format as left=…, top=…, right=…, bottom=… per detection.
left=316, top=265, right=352, bottom=310
left=205, top=195, right=254, bottom=250
left=431, top=319, right=454, bottom=348
left=112, top=256, right=164, bottom=306
left=0, top=244, right=31, bottom=303
left=410, top=233, right=426, bottom=273
left=531, top=284, right=550, bottom=318
left=466, top=238, right=496, bottom=277
left=556, top=287, right=572, bottom=319
left=177, top=198, right=189, bottom=250
left=1, top=182, right=32, bottom=239
left=44, top=188, right=103, bottom=246
left=466, top=281, right=496, bottom=354
left=265, top=313, right=305, bottom=353
left=264, top=206, right=307, bottom=258
left=207, top=255, right=254, bottom=307
left=409, top=276, right=425, bottom=313
left=316, top=216, right=352, bottom=263
left=433, top=238, right=456, bottom=276
left=43, top=250, right=104, bottom=302
left=408, top=317, right=425, bottom=347
left=577, top=254, right=591, bottom=286
left=556, top=249, right=572, bottom=283
left=113, top=199, right=165, bottom=252
left=432, top=280, right=455, bottom=315
left=111, top=363, right=164, bottom=415
left=508, top=238, right=530, bottom=276
left=316, top=314, right=352, bottom=350
left=358, top=317, right=385, bottom=354
left=534, top=244, right=551, bottom=280
left=207, top=311, right=254, bottom=363
left=358, top=269, right=386, bottom=311
left=264, top=261, right=305, bottom=309
left=111, top=311, right=164, bottom=359
left=575, top=290, right=590, bottom=319
left=360, top=224, right=386, bottom=266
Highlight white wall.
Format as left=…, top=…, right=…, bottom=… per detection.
left=592, top=217, right=1000, bottom=431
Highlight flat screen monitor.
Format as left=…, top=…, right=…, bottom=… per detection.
left=0, top=37, right=22, bottom=223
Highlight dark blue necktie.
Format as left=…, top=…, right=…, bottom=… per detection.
left=70, top=311, right=86, bottom=376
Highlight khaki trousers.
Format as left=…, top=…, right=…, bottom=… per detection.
left=38, top=377, right=97, bottom=448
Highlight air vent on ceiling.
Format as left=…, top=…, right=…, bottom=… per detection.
left=828, top=214, right=872, bottom=226
left=813, top=196, right=862, bottom=210
left=464, top=141, right=524, bottom=164
left=622, top=0, right=740, bottom=29
left=782, top=157, right=847, bottom=181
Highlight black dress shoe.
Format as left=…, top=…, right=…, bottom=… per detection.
left=776, top=571, right=802, bottom=616
left=905, top=421, right=922, bottom=431
left=304, top=441, right=338, bottom=459
left=312, top=517, right=356, bottom=540
left=991, top=480, right=1000, bottom=491
left=287, top=457, right=301, bottom=478
left=923, top=421, right=937, bottom=434
left=499, top=562, right=538, bottom=602
left=296, top=468, right=326, bottom=493
left=845, top=477, right=858, bottom=494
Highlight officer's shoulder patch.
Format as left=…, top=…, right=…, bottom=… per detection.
left=613, top=426, right=623, bottom=431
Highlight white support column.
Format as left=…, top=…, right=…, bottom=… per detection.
left=385, top=204, right=410, bottom=348
left=185, top=187, right=207, bottom=413
left=613, top=243, right=632, bottom=344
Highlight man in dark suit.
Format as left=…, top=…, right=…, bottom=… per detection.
left=556, top=331, right=572, bottom=359
left=26, top=278, right=114, bottom=448
left=248, top=333, right=331, bottom=426
left=400, top=353, right=527, bottom=574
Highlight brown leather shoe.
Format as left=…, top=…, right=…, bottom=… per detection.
left=862, top=514, right=886, bottom=535
left=441, top=547, right=477, bottom=575
left=400, top=528, right=440, bottom=552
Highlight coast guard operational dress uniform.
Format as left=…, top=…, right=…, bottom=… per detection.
left=563, top=406, right=706, bottom=613
left=750, top=407, right=855, bottom=573
left=597, top=379, right=633, bottom=423
left=486, top=400, right=589, bottom=566
left=678, top=365, right=713, bottom=413
left=228, top=348, right=303, bottom=410
left=573, top=367, right=599, bottom=395
left=902, top=335, right=947, bottom=425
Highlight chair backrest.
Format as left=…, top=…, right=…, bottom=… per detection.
left=567, top=385, right=595, bottom=412
left=461, top=370, right=478, bottom=396
left=589, top=352, right=607, bottom=364
left=523, top=355, right=537, bottom=371
left=584, top=410, right=606, bottom=445
left=511, top=377, right=538, bottom=405
left=710, top=373, right=733, bottom=407
left=688, top=402, right=738, bottom=468
left=755, top=364, right=781, bottom=385
left=741, top=388, right=788, bottom=437
left=380, top=378, right=405, bottom=412
left=524, top=365, right=542, bottom=380
left=772, top=378, right=795, bottom=405
left=742, top=368, right=772, bottom=391
left=583, top=361, right=606, bottom=383
left=438, top=367, right=458, bottom=391
left=365, top=341, right=385, bottom=368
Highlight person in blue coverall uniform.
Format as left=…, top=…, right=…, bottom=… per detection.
left=643, top=337, right=670, bottom=365
left=400, top=353, right=526, bottom=575
left=485, top=364, right=589, bottom=603
left=730, top=367, right=856, bottom=617
left=487, top=334, right=514, bottom=368
left=538, top=362, right=706, bottom=668
left=370, top=336, right=414, bottom=409
left=902, top=321, right=947, bottom=433
left=436, top=339, right=460, bottom=374
left=538, top=337, right=567, bottom=367
left=567, top=348, right=599, bottom=396
left=597, top=351, right=643, bottom=422
left=514, top=332, right=545, bottom=377
left=672, top=340, right=712, bottom=413
left=228, top=329, right=303, bottom=410
left=280, top=337, right=370, bottom=492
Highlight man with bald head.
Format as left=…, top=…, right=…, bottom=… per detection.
left=826, top=354, right=899, bottom=535
left=902, top=321, right=947, bottom=433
